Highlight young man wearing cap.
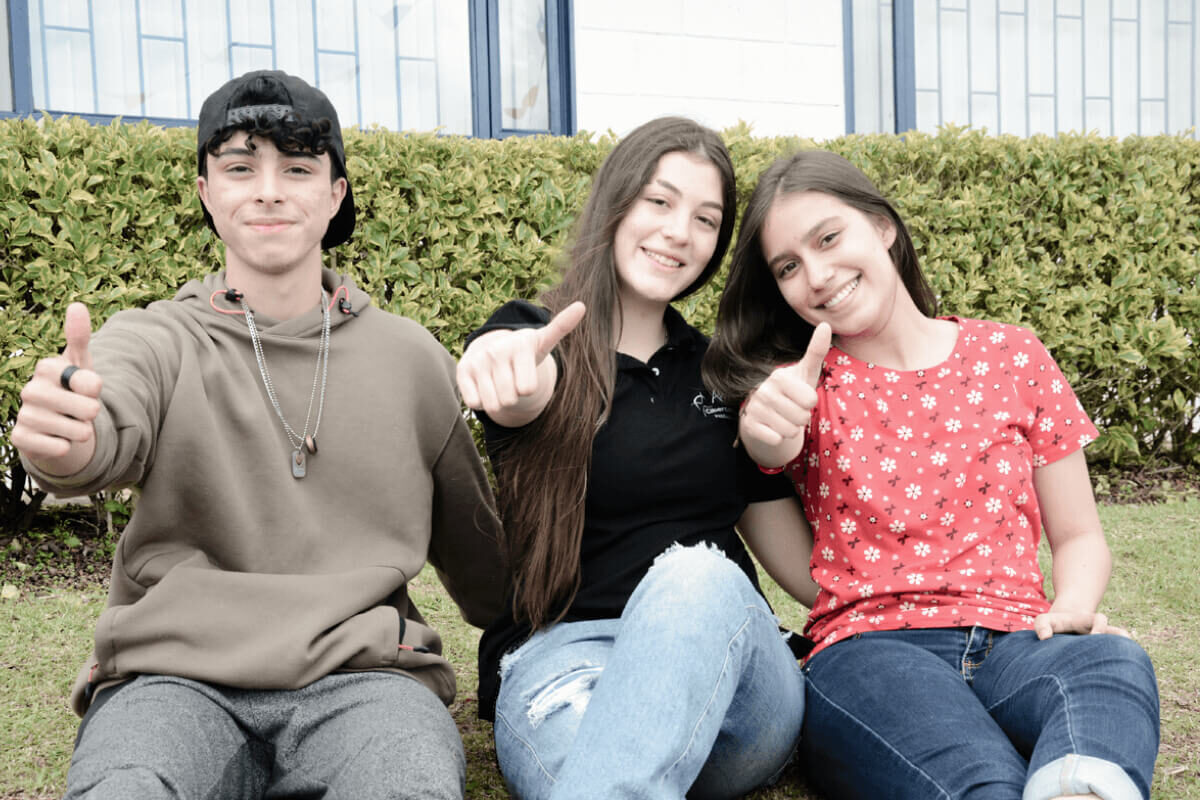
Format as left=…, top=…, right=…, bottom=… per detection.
left=11, top=70, right=504, bottom=799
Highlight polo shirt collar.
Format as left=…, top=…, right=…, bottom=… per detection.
left=663, top=305, right=704, bottom=351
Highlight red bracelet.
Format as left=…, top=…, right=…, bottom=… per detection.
left=758, top=464, right=786, bottom=474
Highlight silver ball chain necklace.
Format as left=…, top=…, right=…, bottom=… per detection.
left=241, top=291, right=330, bottom=479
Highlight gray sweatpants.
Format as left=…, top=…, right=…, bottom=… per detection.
left=63, top=671, right=465, bottom=800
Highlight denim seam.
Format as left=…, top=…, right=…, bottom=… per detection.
left=805, top=677, right=954, bottom=800
left=494, top=709, right=558, bottom=787
left=983, top=673, right=1077, bottom=752
left=662, top=603, right=766, bottom=784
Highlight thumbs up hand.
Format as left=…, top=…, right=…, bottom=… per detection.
left=11, top=303, right=103, bottom=476
left=457, top=301, right=586, bottom=429
left=738, top=323, right=832, bottom=470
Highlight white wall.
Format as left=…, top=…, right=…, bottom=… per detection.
left=572, top=0, right=847, bottom=140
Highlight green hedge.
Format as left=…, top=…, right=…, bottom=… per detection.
left=2, top=118, right=1198, bottom=524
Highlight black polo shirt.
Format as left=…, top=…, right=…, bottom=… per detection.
left=471, top=300, right=794, bottom=720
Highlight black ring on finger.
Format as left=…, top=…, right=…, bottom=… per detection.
left=60, top=365, right=80, bottom=391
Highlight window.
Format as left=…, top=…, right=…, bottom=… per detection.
left=2, top=0, right=574, bottom=137
left=847, top=0, right=1200, bottom=139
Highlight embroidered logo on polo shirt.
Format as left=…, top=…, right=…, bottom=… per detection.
left=693, top=391, right=734, bottom=420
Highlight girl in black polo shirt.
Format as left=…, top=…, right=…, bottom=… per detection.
left=457, top=117, right=817, bottom=799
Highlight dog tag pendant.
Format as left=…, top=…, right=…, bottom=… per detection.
left=292, top=448, right=307, bottom=479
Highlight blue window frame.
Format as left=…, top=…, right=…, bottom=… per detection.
left=469, top=0, right=574, bottom=137
left=1, top=0, right=575, bottom=137
left=847, top=0, right=1199, bottom=139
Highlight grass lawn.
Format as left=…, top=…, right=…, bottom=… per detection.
left=2, top=500, right=1197, bottom=799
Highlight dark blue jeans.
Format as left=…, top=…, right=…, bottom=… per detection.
left=800, top=627, right=1159, bottom=800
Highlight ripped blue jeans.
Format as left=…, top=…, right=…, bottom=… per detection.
left=493, top=545, right=805, bottom=800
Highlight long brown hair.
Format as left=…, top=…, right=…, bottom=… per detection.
left=499, top=117, right=737, bottom=629
left=702, top=150, right=937, bottom=404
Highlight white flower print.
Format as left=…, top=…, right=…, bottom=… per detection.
left=946, top=418, right=963, bottom=433
left=885, top=371, right=900, bottom=383
left=819, top=482, right=831, bottom=498
left=964, top=531, right=979, bottom=542
left=985, top=498, right=1002, bottom=513
left=868, top=615, right=885, bottom=625
left=818, top=419, right=832, bottom=433
left=967, top=390, right=983, bottom=405
left=859, top=584, right=875, bottom=598
left=1015, top=542, right=1026, bottom=557
left=1079, top=434, right=1094, bottom=446
left=997, top=460, right=1011, bottom=475
left=973, top=361, right=990, bottom=376
left=1013, top=432, right=1025, bottom=446
left=905, top=483, right=922, bottom=500
left=876, top=398, right=889, bottom=413
left=850, top=426, right=864, bottom=441
left=837, top=456, right=852, bottom=471
left=955, top=473, right=967, bottom=488
left=889, top=520, right=906, bottom=534
left=1039, top=418, right=1054, bottom=432
left=931, top=451, right=948, bottom=466
left=897, top=426, right=913, bottom=441
left=841, top=371, right=857, bottom=384
left=836, top=355, right=851, bottom=366
left=1051, top=379, right=1063, bottom=394
left=1003, top=566, right=1017, bottom=577
left=848, top=610, right=865, bottom=622
left=1033, top=454, right=1047, bottom=467
left=1018, top=513, right=1029, bottom=528
left=857, top=486, right=873, bottom=502
left=913, top=542, right=931, bottom=557
left=864, top=546, right=881, bottom=562
left=906, top=573, right=924, bottom=585
left=1016, top=492, right=1029, bottom=505
left=822, top=547, right=835, bottom=561
left=959, top=567, right=976, bottom=576
left=808, top=452, right=820, bottom=467
left=920, top=395, right=937, bottom=409
left=841, top=519, right=857, bottom=534
left=939, top=513, right=955, bottom=526
left=993, top=411, right=1011, bottom=422
left=881, top=457, right=897, bottom=473
left=977, top=544, right=993, bottom=557
left=900, top=601, right=916, bottom=611
left=990, top=331, right=1005, bottom=344
left=1013, top=352, right=1029, bottom=367
left=921, top=606, right=939, bottom=617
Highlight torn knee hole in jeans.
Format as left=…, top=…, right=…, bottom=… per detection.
left=522, top=665, right=603, bottom=729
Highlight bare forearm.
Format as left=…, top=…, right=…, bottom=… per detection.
left=1048, top=531, right=1112, bottom=613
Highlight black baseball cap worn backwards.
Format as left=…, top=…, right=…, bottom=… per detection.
left=197, top=70, right=355, bottom=249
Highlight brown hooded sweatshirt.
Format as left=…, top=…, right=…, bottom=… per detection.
left=24, top=269, right=505, bottom=716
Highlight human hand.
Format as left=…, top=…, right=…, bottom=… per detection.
left=11, top=303, right=102, bottom=474
left=1033, top=610, right=1131, bottom=640
left=738, top=322, right=832, bottom=467
left=457, top=301, right=586, bottom=422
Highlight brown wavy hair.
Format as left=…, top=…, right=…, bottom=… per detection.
left=702, top=149, right=937, bottom=404
left=498, top=117, right=737, bottom=629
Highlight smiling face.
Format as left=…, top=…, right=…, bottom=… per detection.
left=611, top=150, right=724, bottom=314
left=196, top=131, right=347, bottom=284
left=762, top=189, right=922, bottom=342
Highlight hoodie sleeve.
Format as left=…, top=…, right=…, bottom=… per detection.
left=427, top=411, right=508, bottom=629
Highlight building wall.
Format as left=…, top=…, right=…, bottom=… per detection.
left=572, top=0, right=847, bottom=139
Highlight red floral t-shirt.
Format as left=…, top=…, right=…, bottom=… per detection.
left=785, top=318, right=1099, bottom=659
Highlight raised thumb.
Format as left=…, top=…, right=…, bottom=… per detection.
left=63, top=303, right=94, bottom=370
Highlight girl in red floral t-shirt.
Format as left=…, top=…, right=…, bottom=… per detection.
left=704, top=150, right=1159, bottom=800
